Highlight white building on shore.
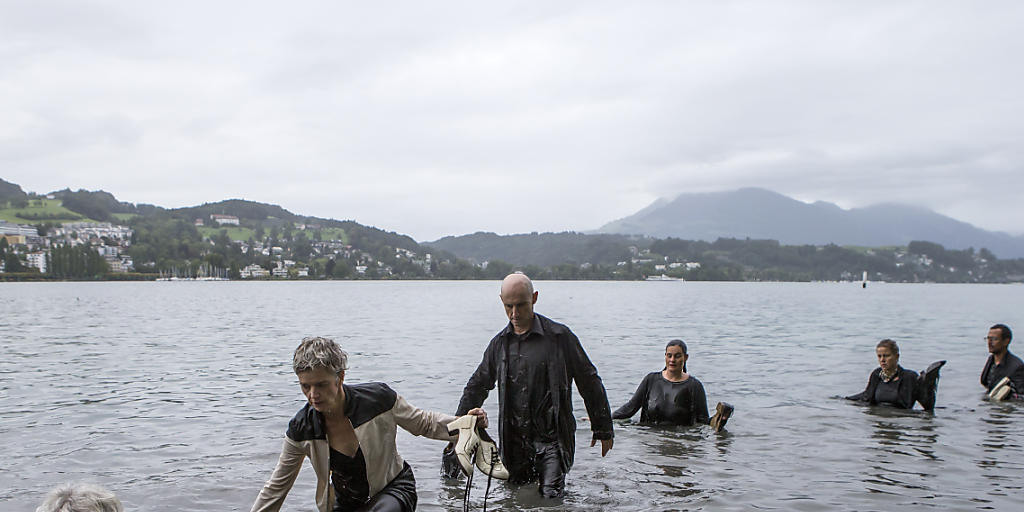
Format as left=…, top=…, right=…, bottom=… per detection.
left=239, top=264, right=269, bottom=278
left=26, top=252, right=47, bottom=273
left=210, top=214, right=240, bottom=226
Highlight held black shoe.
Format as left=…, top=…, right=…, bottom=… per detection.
left=474, top=427, right=509, bottom=480
left=440, top=443, right=462, bottom=479
left=920, top=360, right=946, bottom=391
left=446, top=415, right=481, bottom=477
left=709, top=402, right=734, bottom=433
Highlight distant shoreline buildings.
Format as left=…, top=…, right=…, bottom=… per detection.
left=1, top=220, right=134, bottom=274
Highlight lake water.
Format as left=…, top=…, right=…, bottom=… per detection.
left=2, top=281, right=1023, bottom=511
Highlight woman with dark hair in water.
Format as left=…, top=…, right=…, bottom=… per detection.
left=613, top=340, right=732, bottom=431
left=846, top=339, right=944, bottom=411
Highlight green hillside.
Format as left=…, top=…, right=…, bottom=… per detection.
left=0, top=199, right=93, bottom=223
left=197, top=225, right=257, bottom=241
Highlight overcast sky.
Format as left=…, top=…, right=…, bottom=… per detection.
left=2, top=1, right=1022, bottom=241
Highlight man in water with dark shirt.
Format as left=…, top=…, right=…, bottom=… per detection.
left=981, top=323, right=1024, bottom=399
left=454, top=273, right=614, bottom=498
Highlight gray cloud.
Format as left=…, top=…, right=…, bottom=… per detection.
left=3, top=1, right=1023, bottom=240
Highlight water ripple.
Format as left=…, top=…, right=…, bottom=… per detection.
left=2, top=281, right=1024, bottom=510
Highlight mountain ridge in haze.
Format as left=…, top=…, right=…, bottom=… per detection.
left=592, top=188, right=1024, bottom=258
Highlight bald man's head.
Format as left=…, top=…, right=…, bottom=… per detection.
left=501, top=273, right=533, bottom=296
left=500, top=273, right=537, bottom=335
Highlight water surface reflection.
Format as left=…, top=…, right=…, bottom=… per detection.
left=2, top=281, right=1024, bottom=510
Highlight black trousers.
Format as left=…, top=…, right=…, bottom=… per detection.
left=508, top=440, right=565, bottom=498
left=342, top=463, right=417, bottom=512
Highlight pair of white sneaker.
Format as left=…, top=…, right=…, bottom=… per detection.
left=446, top=415, right=510, bottom=480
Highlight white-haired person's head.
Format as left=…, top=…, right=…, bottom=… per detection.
left=36, top=482, right=123, bottom=512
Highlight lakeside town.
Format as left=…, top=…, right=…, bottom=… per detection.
left=3, top=183, right=1024, bottom=283
left=0, top=212, right=700, bottom=281
left=1, top=213, right=437, bottom=280
left=5, top=211, right=1024, bottom=284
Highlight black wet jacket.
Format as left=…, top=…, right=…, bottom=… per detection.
left=613, top=372, right=710, bottom=426
left=846, top=366, right=934, bottom=410
left=981, top=350, right=1024, bottom=396
left=456, top=314, right=614, bottom=476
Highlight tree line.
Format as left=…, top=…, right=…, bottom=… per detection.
left=47, top=244, right=110, bottom=278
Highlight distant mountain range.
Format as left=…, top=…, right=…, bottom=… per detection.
left=592, top=188, right=1024, bottom=258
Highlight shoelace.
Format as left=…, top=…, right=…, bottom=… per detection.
left=461, top=444, right=498, bottom=512
left=461, top=461, right=473, bottom=512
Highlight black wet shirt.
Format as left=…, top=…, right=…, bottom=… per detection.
left=507, top=331, right=559, bottom=442
left=613, top=372, right=710, bottom=426
left=456, top=313, right=615, bottom=479
left=846, top=366, right=934, bottom=410
left=873, top=378, right=902, bottom=406
left=981, top=351, right=1024, bottom=394
left=329, top=447, right=370, bottom=511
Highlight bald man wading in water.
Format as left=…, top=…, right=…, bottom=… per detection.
left=454, top=273, right=614, bottom=498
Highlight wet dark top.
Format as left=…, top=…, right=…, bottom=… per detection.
left=329, top=447, right=370, bottom=511
left=507, top=331, right=558, bottom=442
left=981, top=350, right=1024, bottom=395
left=456, top=313, right=614, bottom=478
left=873, top=378, right=902, bottom=405
left=613, top=372, right=710, bottom=426
left=846, top=366, right=935, bottom=410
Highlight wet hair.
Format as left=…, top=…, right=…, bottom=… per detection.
left=990, top=324, right=1012, bottom=343
left=876, top=339, right=899, bottom=356
left=293, top=336, right=349, bottom=376
left=35, top=482, right=123, bottom=512
left=666, top=339, right=688, bottom=372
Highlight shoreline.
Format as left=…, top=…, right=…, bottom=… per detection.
left=2, top=274, right=1022, bottom=284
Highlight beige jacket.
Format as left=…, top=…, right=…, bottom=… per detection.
left=251, top=382, right=456, bottom=512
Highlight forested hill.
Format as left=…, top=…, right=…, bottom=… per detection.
left=40, top=186, right=425, bottom=254
left=0, top=181, right=478, bottom=279
left=426, top=231, right=644, bottom=267
left=0, top=178, right=26, bottom=202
